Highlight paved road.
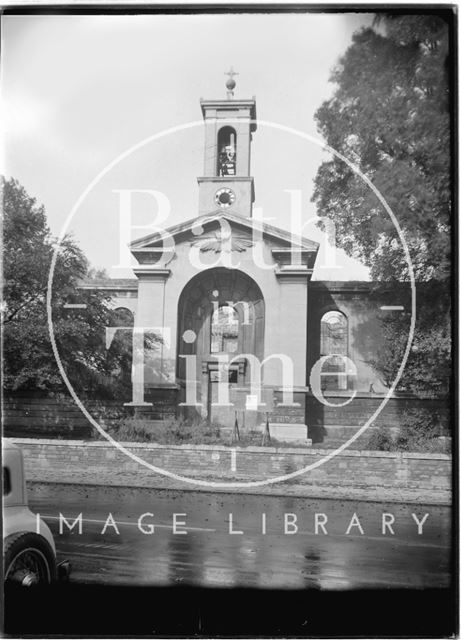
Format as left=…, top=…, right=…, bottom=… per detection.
left=29, top=483, right=451, bottom=590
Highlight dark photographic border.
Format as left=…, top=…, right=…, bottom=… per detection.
left=1, top=4, right=458, bottom=638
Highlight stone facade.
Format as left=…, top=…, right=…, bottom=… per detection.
left=73, top=88, right=441, bottom=443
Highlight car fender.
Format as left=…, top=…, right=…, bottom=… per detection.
left=3, top=506, right=56, bottom=556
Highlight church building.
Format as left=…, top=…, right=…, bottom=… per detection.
left=82, top=74, right=403, bottom=444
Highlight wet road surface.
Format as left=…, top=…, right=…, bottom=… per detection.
left=29, top=483, right=451, bottom=590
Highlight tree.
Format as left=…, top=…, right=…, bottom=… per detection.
left=3, top=177, right=131, bottom=396
left=312, top=13, right=450, bottom=282
left=312, top=14, right=452, bottom=395
left=370, top=283, right=451, bottom=395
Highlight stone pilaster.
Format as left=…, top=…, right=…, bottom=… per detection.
left=132, top=267, right=175, bottom=389
left=274, top=266, right=309, bottom=392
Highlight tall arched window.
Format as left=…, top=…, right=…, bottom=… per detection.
left=217, top=126, right=237, bottom=176
left=210, top=305, right=239, bottom=354
left=320, top=311, right=348, bottom=390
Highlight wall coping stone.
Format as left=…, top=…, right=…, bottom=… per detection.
left=306, top=391, right=448, bottom=399
left=5, top=391, right=449, bottom=400
left=10, top=437, right=451, bottom=462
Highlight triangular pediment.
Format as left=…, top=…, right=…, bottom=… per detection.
left=130, top=210, right=319, bottom=253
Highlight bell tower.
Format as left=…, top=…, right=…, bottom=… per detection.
left=197, top=68, right=257, bottom=218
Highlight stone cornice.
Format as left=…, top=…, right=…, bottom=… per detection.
left=196, top=176, right=254, bottom=184
left=275, top=265, right=312, bottom=280
left=133, top=267, right=171, bottom=281
left=131, top=247, right=175, bottom=266
left=200, top=98, right=257, bottom=129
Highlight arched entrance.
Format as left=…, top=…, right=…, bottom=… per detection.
left=177, top=268, right=265, bottom=426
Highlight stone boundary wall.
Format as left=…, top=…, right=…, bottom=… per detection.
left=306, top=394, right=450, bottom=429
left=4, top=397, right=94, bottom=439
left=10, top=438, right=451, bottom=503
left=3, top=393, right=450, bottom=441
left=3, top=396, right=131, bottom=440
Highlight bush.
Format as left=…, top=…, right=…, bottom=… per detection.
left=106, top=416, right=223, bottom=445
left=364, top=409, right=450, bottom=453
left=365, top=426, right=395, bottom=452
left=105, top=419, right=159, bottom=443
left=102, top=416, right=307, bottom=448
left=396, top=408, right=449, bottom=452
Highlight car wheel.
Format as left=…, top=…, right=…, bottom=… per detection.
left=4, top=532, right=56, bottom=586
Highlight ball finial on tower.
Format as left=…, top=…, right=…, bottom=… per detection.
left=224, top=67, right=239, bottom=98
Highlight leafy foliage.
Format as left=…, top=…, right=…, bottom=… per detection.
left=103, top=416, right=303, bottom=448
left=3, top=177, right=131, bottom=396
left=397, top=407, right=448, bottom=448
left=106, top=416, right=223, bottom=445
left=312, top=14, right=450, bottom=282
left=364, top=426, right=395, bottom=452
left=365, top=408, right=450, bottom=453
left=370, top=282, right=451, bottom=394
left=312, top=15, right=452, bottom=395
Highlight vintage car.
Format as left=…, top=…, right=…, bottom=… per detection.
left=3, top=439, right=70, bottom=586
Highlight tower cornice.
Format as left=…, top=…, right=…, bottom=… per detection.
left=200, top=98, right=257, bottom=129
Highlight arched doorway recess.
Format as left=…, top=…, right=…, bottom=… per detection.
left=177, top=268, right=265, bottom=426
